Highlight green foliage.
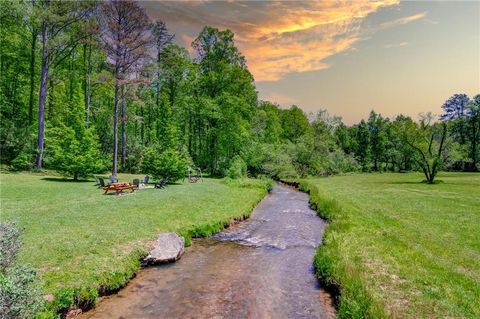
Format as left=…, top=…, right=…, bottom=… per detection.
left=46, top=125, right=104, bottom=180
left=141, top=147, right=190, bottom=182
left=0, top=222, right=44, bottom=319
left=227, top=156, right=247, bottom=179
left=10, top=151, right=35, bottom=172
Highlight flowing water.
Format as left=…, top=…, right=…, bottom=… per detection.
left=81, top=184, right=335, bottom=319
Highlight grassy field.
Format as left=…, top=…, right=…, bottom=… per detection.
left=301, top=173, right=480, bottom=318
left=0, top=171, right=270, bottom=314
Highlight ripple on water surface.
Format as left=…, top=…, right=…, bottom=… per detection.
left=81, top=184, right=336, bottom=319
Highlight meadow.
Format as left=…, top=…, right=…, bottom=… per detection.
left=301, top=173, right=480, bottom=318
left=0, top=171, right=270, bottom=313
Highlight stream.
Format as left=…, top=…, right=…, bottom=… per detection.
left=81, top=184, right=335, bottom=319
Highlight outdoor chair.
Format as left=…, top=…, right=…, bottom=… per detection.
left=98, top=178, right=106, bottom=188
left=155, top=177, right=169, bottom=189
left=109, top=175, right=117, bottom=184
left=133, top=179, right=140, bottom=189
left=143, top=175, right=150, bottom=185
left=94, top=175, right=100, bottom=185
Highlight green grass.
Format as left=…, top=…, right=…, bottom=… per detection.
left=0, top=171, right=270, bottom=315
left=300, top=172, right=480, bottom=318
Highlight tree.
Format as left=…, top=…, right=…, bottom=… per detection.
left=402, top=119, right=450, bottom=184
left=99, top=0, right=152, bottom=176
left=33, top=0, right=93, bottom=169
left=141, top=147, right=190, bottom=182
left=467, top=95, right=480, bottom=171
left=355, top=120, right=371, bottom=171
left=367, top=111, right=388, bottom=171
left=46, top=124, right=103, bottom=180
left=440, top=93, right=480, bottom=170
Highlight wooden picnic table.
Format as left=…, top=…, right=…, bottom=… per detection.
left=103, top=182, right=136, bottom=195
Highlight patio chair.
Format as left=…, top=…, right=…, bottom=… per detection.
left=94, top=175, right=100, bottom=185
left=109, top=175, right=117, bottom=184
left=98, top=178, right=106, bottom=188
left=155, top=177, right=169, bottom=189
left=143, top=175, right=150, bottom=185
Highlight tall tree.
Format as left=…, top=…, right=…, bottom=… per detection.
left=99, top=0, right=151, bottom=176
left=33, top=0, right=93, bottom=169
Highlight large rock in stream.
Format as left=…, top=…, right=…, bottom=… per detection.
left=144, top=233, right=185, bottom=264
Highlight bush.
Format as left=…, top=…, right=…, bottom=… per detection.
left=0, top=222, right=44, bottom=318
left=10, top=152, right=34, bottom=171
left=141, top=147, right=190, bottom=182
left=227, top=156, right=247, bottom=179
left=45, top=125, right=104, bottom=180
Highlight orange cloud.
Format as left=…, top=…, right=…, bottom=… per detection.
left=142, top=1, right=430, bottom=81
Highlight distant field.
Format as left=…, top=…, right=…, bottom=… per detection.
left=303, top=173, right=480, bottom=318
left=0, top=172, right=269, bottom=313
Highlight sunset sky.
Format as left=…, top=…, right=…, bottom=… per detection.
left=142, top=1, right=480, bottom=124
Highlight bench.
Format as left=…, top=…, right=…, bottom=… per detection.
left=103, top=182, right=136, bottom=195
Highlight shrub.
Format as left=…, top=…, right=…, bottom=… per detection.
left=10, top=152, right=34, bottom=172
left=227, top=156, right=247, bottom=179
left=0, top=222, right=44, bottom=318
left=141, top=147, right=190, bottom=182
left=45, top=125, right=104, bottom=180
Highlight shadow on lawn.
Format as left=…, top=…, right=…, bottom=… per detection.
left=41, top=177, right=93, bottom=183
left=388, top=180, right=444, bottom=185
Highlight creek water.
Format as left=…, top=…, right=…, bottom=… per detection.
left=81, top=184, right=335, bottom=319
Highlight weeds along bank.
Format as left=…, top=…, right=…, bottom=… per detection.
left=299, top=173, right=480, bottom=319
left=0, top=172, right=272, bottom=318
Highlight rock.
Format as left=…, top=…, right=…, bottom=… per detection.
left=144, top=232, right=185, bottom=264
left=65, top=308, right=82, bottom=319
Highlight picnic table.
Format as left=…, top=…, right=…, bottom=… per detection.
left=103, top=182, right=136, bottom=195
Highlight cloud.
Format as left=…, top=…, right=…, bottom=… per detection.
left=141, top=1, right=428, bottom=81
left=383, top=41, right=408, bottom=48
left=378, top=12, right=427, bottom=29
left=260, top=92, right=297, bottom=106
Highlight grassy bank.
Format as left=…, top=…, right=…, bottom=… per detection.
left=300, top=173, right=480, bottom=318
left=0, top=171, right=270, bottom=316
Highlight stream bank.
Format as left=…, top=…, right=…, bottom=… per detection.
left=80, top=184, right=335, bottom=318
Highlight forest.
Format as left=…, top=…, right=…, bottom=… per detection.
left=1, top=0, right=479, bottom=183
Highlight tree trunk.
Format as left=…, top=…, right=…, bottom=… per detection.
left=36, top=25, right=49, bottom=169
left=121, top=84, right=127, bottom=168
left=29, top=27, right=37, bottom=126
left=85, top=43, right=92, bottom=127
left=112, top=69, right=120, bottom=177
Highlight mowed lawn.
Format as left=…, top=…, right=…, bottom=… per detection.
left=0, top=172, right=268, bottom=300
left=304, top=173, right=480, bottom=318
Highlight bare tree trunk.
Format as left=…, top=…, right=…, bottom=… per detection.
left=85, top=43, right=92, bottom=127
left=112, top=68, right=119, bottom=177
left=121, top=84, right=127, bottom=168
left=36, top=25, right=49, bottom=169
left=28, top=27, right=37, bottom=126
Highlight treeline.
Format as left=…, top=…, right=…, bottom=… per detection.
left=1, top=1, right=479, bottom=182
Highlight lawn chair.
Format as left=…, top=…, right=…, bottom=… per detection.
left=94, top=175, right=100, bottom=186
left=143, top=175, right=150, bottom=185
left=133, top=179, right=140, bottom=189
left=109, top=175, right=117, bottom=184
left=98, top=178, right=106, bottom=188
left=155, top=177, right=169, bottom=189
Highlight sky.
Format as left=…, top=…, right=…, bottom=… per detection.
left=141, top=0, right=480, bottom=124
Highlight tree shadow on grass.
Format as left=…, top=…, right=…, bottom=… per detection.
left=389, top=180, right=444, bottom=185
left=41, top=177, right=94, bottom=183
